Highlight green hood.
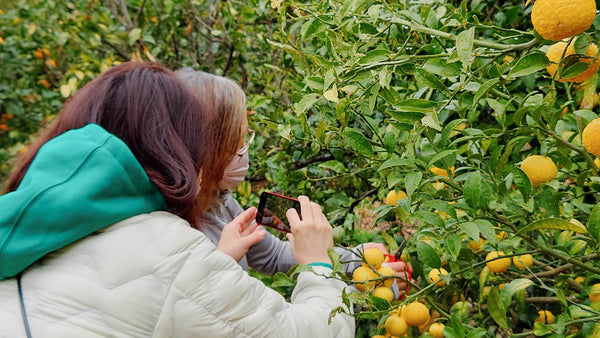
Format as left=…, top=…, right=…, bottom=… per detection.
left=0, top=124, right=167, bottom=280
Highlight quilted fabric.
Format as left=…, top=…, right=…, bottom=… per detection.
left=0, top=211, right=355, bottom=337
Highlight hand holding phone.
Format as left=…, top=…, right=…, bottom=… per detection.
left=285, top=195, right=333, bottom=265
left=255, top=192, right=301, bottom=232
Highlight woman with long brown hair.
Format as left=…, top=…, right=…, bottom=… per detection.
left=0, top=62, right=354, bottom=337
left=176, top=68, right=411, bottom=295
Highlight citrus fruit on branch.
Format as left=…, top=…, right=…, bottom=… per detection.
left=531, top=0, right=596, bottom=41
left=546, top=41, right=600, bottom=83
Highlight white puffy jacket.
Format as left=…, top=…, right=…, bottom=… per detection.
left=0, top=211, right=355, bottom=337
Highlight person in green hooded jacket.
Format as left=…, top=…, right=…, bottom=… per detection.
left=0, top=61, right=354, bottom=337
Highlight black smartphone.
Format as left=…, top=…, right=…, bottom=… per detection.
left=256, top=192, right=301, bottom=233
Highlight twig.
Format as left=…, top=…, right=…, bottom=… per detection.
left=133, top=0, right=147, bottom=27
left=391, top=17, right=538, bottom=51
left=348, top=188, right=378, bottom=214
left=118, top=0, right=133, bottom=28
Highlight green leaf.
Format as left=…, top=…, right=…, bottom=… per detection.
left=359, top=22, right=378, bottom=35
left=463, top=172, right=493, bottom=209
left=342, top=128, right=373, bottom=157
left=516, top=218, right=589, bottom=236
left=388, top=111, right=425, bottom=123
left=513, top=168, right=532, bottom=200
left=587, top=203, right=600, bottom=242
left=446, top=234, right=461, bottom=259
left=459, top=221, right=480, bottom=242
left=271, top=272, right=296, bottom=287
left=472, top=78, right=500, bottom=107
left=573, top=109, right=599, bottom=122
left=415, top=69, right=446, bottom=91
left=456, top=27, right=474, bottom=69
left=393, top=99, right=438, bottom=112
left=500, top=278, right=533, bottom=307
left=532, top=322, right=553, bottom=336
left=327, top=247, right=344, bottom=274
left=474, top=219, right=496, bottom=243
left=416, top=241, right=441, bottom=268
left=359, top=49, right=389, bottom=64
left=508, top=52, right=550, bottom=78
left=440, top=119, right=467, bottom=147
left=422, top=58, right=461, bottom=77
left=381, top=231, right=399, bottom=252
left=378, top=158, right=416, bottom=171
left=324, top=68, right=336, bottom=91
left=569, top=304, right=596, bottom=318
left=556, top=288, right=568, bottom=307
left=466, top=329, right=488, bottom=338
left=535, top=186, right=560, bottom=217
left=487, top=287, right=509, bottom=329
left=294, top=93, right=320, bottom=114
left=450, top=313, right=466, bottom=337
left=128, top=28, right=142, bottom=45
left=413, top=210, right=445, bottom=228
left=428, top=150, right=457, bottom=169
left=405, top=171, right=422, bottom=197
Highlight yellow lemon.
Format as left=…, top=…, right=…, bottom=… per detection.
left=428, top=268, right=449, bottom=287
left=574, top=276, right=585, bottom=284
left=531, top=0, right=596, bottom=41
left=429, top=323, right=445, bottom=338
left=385, top=314, right=408, bottom=336
left=485, top=251, right=511, bottom=273
left=535, top=310, right=555, bottom=324
left=430, top=166, right=454, bottom=178
left=468, top=238, right=485, bottom=252
left=583, top=119, right=600, bottom=157
left=520, top=155, right=557, bottom=187
left=352, top=266, right=378, bottom=292
left=385, top=190, right=407, bottom=206
left=589, top=283, right=600, bottom=302
left=376, top=266, right=395, bottom=288
left=403, top=301, right=430, bottom=326
left=373, top=287, right=394, bottom=302
left=513, top=254, right=533, bottom=270
left=546, top=41, right=600, bottom=83
left=363, top=248, right=385, bottom=269
left=502, top=55, right=514, bottom=63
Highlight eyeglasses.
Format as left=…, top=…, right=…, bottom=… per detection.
left=237, top=129, right=255, bottom=156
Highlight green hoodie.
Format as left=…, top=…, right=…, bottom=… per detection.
left=0, top=124, right=167, bottom=280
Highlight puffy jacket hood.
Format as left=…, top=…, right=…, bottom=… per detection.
left=0, top=124, right=166, bottom=280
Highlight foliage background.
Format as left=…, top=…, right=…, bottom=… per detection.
left=2, top=0, right=600, bottom=336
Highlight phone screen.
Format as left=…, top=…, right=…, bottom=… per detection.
left=256, top=192, right=301, bottom=232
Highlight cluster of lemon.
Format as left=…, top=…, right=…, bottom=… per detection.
left=385, top=166, right=454, bottom=207
left=521, top=0, right=600, bottom=186
left=352, top=248, right=397, bottom=302
left=484, top=251, right=533, bottom=273
left=530, top=0, right=599, bottom=83
left=519, top=116, right=600, bottom=188
left=373, top=301, right=444, bottom=338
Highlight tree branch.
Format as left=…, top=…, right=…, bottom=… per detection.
left=133, top=0, right=147, bottom=27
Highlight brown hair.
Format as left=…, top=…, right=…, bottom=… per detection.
left=175, top=68, right=247, bottom=212
left=5, top=61, right=214, bottom=223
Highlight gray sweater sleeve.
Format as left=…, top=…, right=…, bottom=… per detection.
left=202, top=192, right=361, bottom=275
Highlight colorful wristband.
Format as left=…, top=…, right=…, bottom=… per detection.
left=307, top=262, right=333, bottom=269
